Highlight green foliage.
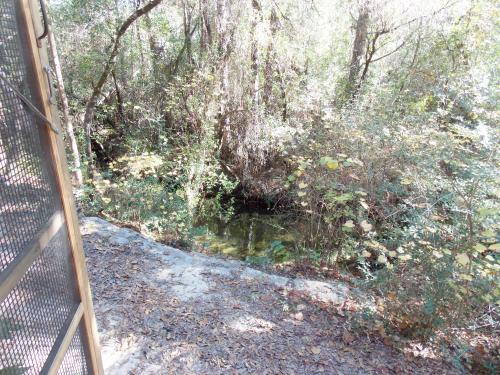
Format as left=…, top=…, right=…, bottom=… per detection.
left=55, top=0, right=498, bottom=365
left=0, top=367, right=28, bottom=375
left=0, top=318, right=21, bottom=340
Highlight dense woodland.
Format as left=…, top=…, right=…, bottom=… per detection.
left=47, top=0, right=498, bottom=371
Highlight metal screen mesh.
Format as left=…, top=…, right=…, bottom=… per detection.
left=0, top=0, right=57, bottom=272
left=0, top=0, right=91, bottom=373
left=57, top=324, right=89, bottom=375
left=0, top=227, right=79, bottom=374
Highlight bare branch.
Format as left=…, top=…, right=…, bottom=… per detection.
left=370, top=40, right=406, bottom=63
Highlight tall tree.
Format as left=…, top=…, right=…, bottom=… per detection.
left=182, top=0, right=195, bottom=65
left=143, top=12, right=162, bottom=83
left=263, top=7, right=278, bottom=111
left=82, top=0, right=163, bottom=172
left=250, top=0, right=262, bottom=106
left=346, top=0, right=369, bottom=99
left=43, top=0, right=83, bottom=185
left=199, top=0, right=213, bottom=54
left=215, top=0, right=232, bottom=151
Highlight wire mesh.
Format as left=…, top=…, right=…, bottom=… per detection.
left=0, top=0, right=58, bottom=272
left=0, top=0, right=93, bottom=373
left=0, top=227, right=79, bottom=374
left=57, top=324, right=89, bottom=375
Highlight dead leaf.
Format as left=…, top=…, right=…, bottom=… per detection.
left=360, top=220, right=373, bottom=232
left=383, top=337, right=393, bottom=347
left=475, top=343, right=486, bottom=356
left=342, top=330, right=355, bottom=344
left=293, top=312, right=304, bottom=321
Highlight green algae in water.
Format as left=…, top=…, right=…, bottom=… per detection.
left=192, top=212, right=297, bottom=263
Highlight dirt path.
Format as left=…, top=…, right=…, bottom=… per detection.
left=81, top=217, right=459, bottom=375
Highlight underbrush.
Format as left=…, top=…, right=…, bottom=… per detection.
left=75, top=35, right=498, bottom=375
left=77, top=146, right=237, bottom=249
left=53, top=0, right=498, bottom=371
left=77, top=105, right=498, bottom=372
left=276, top=95, right=499, bottom=368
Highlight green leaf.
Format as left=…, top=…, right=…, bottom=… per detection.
left=474, top=243, right=487, bottom=253
left=328, top=193, right=353, bottom=204
left=319, top=156, right=333, bottom=165
left=401, top=178, right=412, bottom=185
left=326, top=160, right=339, bottom=170
left=477, top=207, right=497, bottom=218
left=481, top=229, right=495, bottom=238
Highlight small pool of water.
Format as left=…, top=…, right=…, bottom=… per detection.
left=191, top=212, right=299, bottom=262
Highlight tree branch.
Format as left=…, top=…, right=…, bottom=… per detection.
left=370, top=40, right=406, bottom=63
left=82, top=0, right=163, bottom=168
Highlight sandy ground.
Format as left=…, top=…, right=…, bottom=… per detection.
left=81, top=217, right=459, bottom=374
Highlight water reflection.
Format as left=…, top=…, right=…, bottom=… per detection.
left=192, top=212, right=297, bottom=261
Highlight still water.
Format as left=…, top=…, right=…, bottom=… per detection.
left=191, top=212, right=298, bottom=262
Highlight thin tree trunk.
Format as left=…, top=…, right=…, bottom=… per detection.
left=216, top=0, right=231, bottom=151
left=82, top=0, right=163, bottom=173
left=250, top=0, right=262, bottom=107
left=111, top=68, right=125, bottom=124
left=136, top=7, right=146, bottom=81
left=43, top=0, right=83, bottom=185
left=277, top=65, right=287, bottom=121
left=199, top=0, right=212, bottom=55
left=143, top=12, right=162, bottom=84
left=396, top=30, right=422, bottom=97
left=346, top=1, right=369, bottom=99
left=263, top=7, right=278, bottom=110
left=182, top=0, right=194, bottom=65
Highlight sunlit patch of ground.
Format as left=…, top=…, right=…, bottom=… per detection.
left=82, top=217, right=460, bottom=374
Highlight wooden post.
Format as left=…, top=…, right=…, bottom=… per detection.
left=16, top=0, right=104, bottom=373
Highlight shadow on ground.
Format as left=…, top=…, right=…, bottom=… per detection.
left=81, top=217, right=459, bottom=375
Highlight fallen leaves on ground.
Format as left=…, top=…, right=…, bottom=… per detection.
left=82, top=219, right=463, bottom=375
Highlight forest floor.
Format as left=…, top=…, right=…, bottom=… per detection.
left=81, top=217, right=461, bottom=375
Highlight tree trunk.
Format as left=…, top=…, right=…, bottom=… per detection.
left=199, top=0, right=212, bottom=54
left=263, top=7, right=278, bottom=111
left=346, top=1, right=369, bottom=98
left=182, top=0, right=194, bottom=65
left=250, top=0, right=262, bottom=106
left=216, top=0, right=231, bottom=150
left=277, top=65, right=287, bottom=121
left=111, top=68, right=125, bottom=124
left=82, top=0, right=163, bottom=173
left=143, top=12, right=162, bottom=85
left=43, top=0, right=83, bottom=186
